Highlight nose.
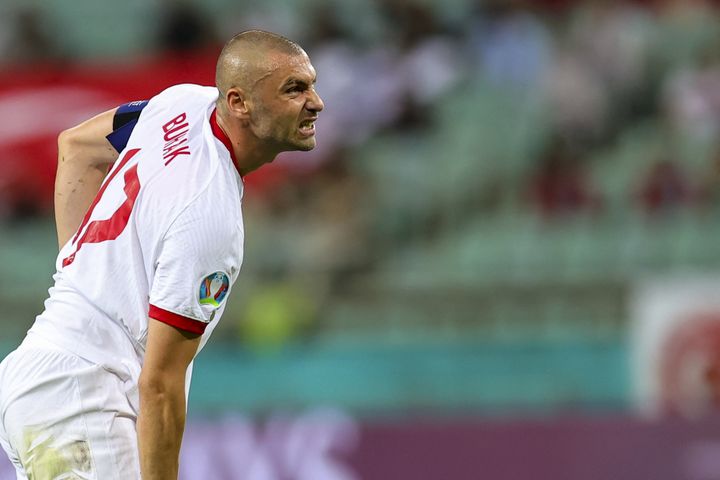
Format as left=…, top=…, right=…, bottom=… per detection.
left=307, top=88, right=324, bottom=113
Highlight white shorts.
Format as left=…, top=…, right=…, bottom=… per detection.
left=0, top=335, right=140, bottom=479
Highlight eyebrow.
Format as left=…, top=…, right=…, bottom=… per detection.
left=282, top=75, right=317, bottom=88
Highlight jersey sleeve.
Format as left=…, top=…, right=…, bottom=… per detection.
left=106, top=100, right=149, bottom=153
left=148, top=192, right=239, bottom=335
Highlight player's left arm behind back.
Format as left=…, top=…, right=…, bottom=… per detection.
left=55, top=108, right=119, bottom=249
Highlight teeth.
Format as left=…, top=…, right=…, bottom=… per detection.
left=300, top=120, right=315, bottom=128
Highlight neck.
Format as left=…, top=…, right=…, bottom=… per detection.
left=214, top=108, right=279, bottom=176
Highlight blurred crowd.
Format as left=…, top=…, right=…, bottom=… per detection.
left=3, top=0, right=720, bottom=348
left=3, top=1, right=720, bottom=210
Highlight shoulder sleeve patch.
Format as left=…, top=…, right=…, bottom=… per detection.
left=198, top=272, right=230, bottom=308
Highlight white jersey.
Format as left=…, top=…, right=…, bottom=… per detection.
left=28, top=84, right=244, bottom=388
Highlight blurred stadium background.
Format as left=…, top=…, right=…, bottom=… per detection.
left=3, top=0, right=720, bottom=478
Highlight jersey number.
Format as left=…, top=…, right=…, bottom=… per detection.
left=62, top=148, right=142, bottom=267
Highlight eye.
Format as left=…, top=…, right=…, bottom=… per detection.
left=285, top=82, right=310, bottom=95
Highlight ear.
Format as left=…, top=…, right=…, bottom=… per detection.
left=225, top=87, right=251, bottom=119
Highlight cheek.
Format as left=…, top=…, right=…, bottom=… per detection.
left=252, top=102, right=299, bottom=137
left=276, top=111, right=298, bottom=132
left=250, top=108, right=276, bottom=135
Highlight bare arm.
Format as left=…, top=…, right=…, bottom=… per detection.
left=55, top=108, right=118, bottom=248
left=138, top=319, right=201, bottom=480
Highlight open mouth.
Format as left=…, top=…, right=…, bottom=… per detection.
left=298, top=118, right=316, bottom=136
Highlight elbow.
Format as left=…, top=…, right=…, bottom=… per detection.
left=139, top=372, right=166, bottom=398
left=138, top=371, right=187, bottom=417
left=57, top=126, right=114, bottom=172
left=58, top=126, right=80, bottom=149
left=138, top=370, right=184, bottom=400
left=57, top=127, right=81, bottom=163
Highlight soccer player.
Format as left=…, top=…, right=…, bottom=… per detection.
left=0, top=30, right=323, bottom=480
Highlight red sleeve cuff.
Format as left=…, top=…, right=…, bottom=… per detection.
left=148, top=304, right=208, bottom=335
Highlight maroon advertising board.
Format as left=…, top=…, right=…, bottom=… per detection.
left=2, top=411, right=719, bottom=480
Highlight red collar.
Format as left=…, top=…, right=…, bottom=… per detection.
left=209, top=108, right=241, bottom=174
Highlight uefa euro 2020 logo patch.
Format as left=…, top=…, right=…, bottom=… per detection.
left=199, top=272, right=230, bottom=308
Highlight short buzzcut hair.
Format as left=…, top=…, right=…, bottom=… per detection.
left=215, top=30, right=306, bottom=97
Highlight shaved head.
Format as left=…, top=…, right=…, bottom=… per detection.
left=212, top=29, right=323, bottom=170
left=215, top=30, right=306, bottom=104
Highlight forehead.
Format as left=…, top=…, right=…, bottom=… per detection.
left=265, top=53, right=316, bottom=85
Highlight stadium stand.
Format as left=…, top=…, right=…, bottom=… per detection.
left=2, top=0, right=720, bottom=416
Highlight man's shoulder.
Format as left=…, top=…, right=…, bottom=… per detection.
left=132, top=83, right=236, bottom=204
left=131, top=84, right=220, bottom=166
left=152, top=84, right=219, bottom=105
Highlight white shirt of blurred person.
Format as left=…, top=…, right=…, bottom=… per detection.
left=0, top=30, right=323, bottom=480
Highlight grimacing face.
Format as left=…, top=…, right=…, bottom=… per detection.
left=248, top=52, right=324, bottom=152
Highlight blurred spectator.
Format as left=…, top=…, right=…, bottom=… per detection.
left=377, top=0, right=465, bottom=131
left=467, top=0, right=553, bottom=90
left=304, top=17, right=401, bottom=154
left=380, top=0, right=438, bottom=50
left=156, top=1, right=218, bottom=54
left=543, top=45, right=610, bottom=147
left=567, top=0, right=654, bottom=125
left=527, top=139, right=601, bottom=218
left=663, top=45, right=720, bottom=143
left=636, top=158, right=693, bottom=215
left=0, top=7, right=60, bottom=65
left=301, top=3, right=349, bottom=50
